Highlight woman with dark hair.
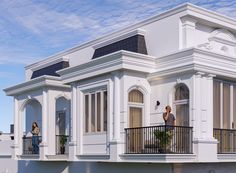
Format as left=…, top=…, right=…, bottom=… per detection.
left=31, top=122, right=40, bottom=154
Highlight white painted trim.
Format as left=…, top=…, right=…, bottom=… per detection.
left=220, top=82, right=223, bottom=129
left=148, top=47, right=236, bottom=81
left=77, top=154, right=110, bottom=160
left=217, top=154, right=236, bottom=162
left=230, top=85, right=234, bottom=129
left=4, top=76, right=70, bottom=96
left=30, top=57, right=69, bottom=72
left=57, top=50, right=156, bottom=83
left=119, top=154, right=196, bottom=163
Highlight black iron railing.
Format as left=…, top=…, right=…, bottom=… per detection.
left=23, top=136, right=42, bottom=155
left=125, top=125, right=193, bottom=154
left=56, top=135, right=69, bottom=155
left=213, top=128, right=236, bottom=154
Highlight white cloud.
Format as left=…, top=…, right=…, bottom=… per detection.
left=0, top=0, right=235, bottom=66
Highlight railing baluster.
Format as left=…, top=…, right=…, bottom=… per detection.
left=22, top=136, right=42, bottom=155
left=213, top=128, right=236, bottom=154
left=124, top=125, right=193, bottom=154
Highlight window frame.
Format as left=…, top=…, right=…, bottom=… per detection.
left=83, top=89, right=108, bottom=134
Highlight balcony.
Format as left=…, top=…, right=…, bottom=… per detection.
left=125, top=125, right=193, bottom=154
left=213, top=128, right=236, bottom=154
left=22, top=136, right=42, bottom=155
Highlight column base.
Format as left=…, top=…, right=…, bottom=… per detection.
left=69, top=141, right=77, bottom=161
left=109, top=140, right=123, bottom=161
left=193, top=138, right=218, bottom=162
left=39, top=143, right=48, bottom=160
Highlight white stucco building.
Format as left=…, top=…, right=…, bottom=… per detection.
left=3, top=3, right=236, bottom=173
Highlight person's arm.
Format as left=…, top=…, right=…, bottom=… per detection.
left=163, top=112, right=169, bottom=122
left=173, top=114, right=176, bottom=126
left=173, top=119, right=176, bottom=126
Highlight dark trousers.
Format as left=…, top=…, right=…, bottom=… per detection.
left=32, top=135, right=39, bottom=154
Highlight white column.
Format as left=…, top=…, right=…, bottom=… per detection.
left=108, top=78, right=114, bottom=142
left=69, top=83, right=78, bottom=160
left=220, top=82, right=223, bottom=128
left=181, top=16, right=197, bottom=48
left=192, top=72, right=218, bottom=162
left=78, top=89, right=83, bottom=155
left=42, top=89, right=48, bottom=144
left=40, top=89, right=48, bottom=159
left=13, top=97, right=20, bottom=157
left=109, top=72, right=121, bottom=161
left=206, top=74, right=215, bottom=139
left=192, top=72, right=202, bottom=139
left=71, top=84, right=77, bottom=143
left=230, top=84, right=234, bottom=129
left=113, top=72, right=121, bottom=141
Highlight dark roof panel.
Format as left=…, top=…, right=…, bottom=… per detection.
left=92, top=35, right=147, bottom=59
left=31, top=61, right=69, bottom=79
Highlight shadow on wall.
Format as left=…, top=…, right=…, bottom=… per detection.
left=18, top=161, right=68, bottom=173
left=68, top=162, right=172, bottom=173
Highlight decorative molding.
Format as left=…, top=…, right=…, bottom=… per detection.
left=77, top=154, right=110, bottom=160
left=27, top=56, right=69, bottom=71
left=217, top=154, right=236, bottom=161
left=4, top=75, right=70, bottom=96
left=148, top=47, right=236, bottom=81
left=209, top=29, right=236, bottom=44
left=197, top=43, right=213, bottom=50
left=181, top=16, right=197, bottom=27
left=17, top=154, right=40, bottom=160
left=46, top=155, right=69, bottom=161
left=120, top=154, right=196, bottom=162
left=57, top=50, right=156, bottom=84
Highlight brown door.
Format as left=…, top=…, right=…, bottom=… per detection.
left=175, top=104, right=189, bottom=126
left=175, top=104, right=189, bottom=153
left=129, top=107, right=142, bottom=153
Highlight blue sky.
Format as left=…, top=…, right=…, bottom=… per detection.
left=0, top=0, right=236, bottom=132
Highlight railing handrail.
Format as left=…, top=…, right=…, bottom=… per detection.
left=125, top=125, right=193, bottom=130
left=22, top=135, right=42, bottom=139
left=55, top=134, right=69, bottom=137
left=213, top=128, right=236, bottom=131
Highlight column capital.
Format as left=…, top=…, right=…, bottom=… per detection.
left=206, top=74, right=216, bottom=79
left=71, top=82, right=78, bottom=88
left=181, top=16, right=197, bottom=27
left=195, top=71, right=205, bottom=78
left=111, top=71, right=122, bottom=78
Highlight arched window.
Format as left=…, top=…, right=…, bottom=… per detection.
left=129, top=89, right=144, bottom=103
left=174, top=84, right=189, bottom=126
left=175, top=84, right=189, bottom=101
left=128, top=89, right=144, bottom=129
left=128, top=89, right=144, bottom=153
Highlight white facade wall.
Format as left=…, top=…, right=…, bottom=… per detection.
left=150, top=74, right=193, bottom=126
left=4, top=3, right=236, bottom=173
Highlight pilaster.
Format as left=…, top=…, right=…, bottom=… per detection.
left=40, top=88, right=48, bottom=160
left=13, top=97, right=20, bottom=158
left=110, top=71, right=122, bottom=161
left=113, top=72, right=121, bottom=141
left=181, top=16, right=197, bottom=48
left=69, top=83, right=78, bottom=160
left=192, top=72, right=217, bottom=162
